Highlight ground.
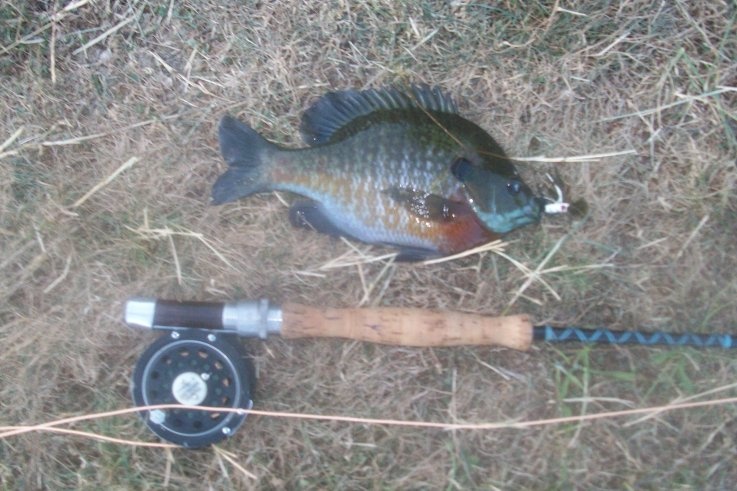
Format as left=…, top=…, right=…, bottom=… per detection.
left=1, top=0, right=736, bottom=489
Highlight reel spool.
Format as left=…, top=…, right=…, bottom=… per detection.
left=131, top=329, right=255, bottom=448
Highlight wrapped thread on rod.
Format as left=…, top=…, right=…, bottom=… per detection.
left=533, top=325, right=735, bottom=349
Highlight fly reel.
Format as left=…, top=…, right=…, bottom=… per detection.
left=131, top=329, right=255, bottom=448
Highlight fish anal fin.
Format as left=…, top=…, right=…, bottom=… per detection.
left=289, top=201, right=350, bottom=239
left=289, top=201, right=440, bottom=261
left=394, top=247, right=439, bottom=262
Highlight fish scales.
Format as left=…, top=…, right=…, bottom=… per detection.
left=269, top=122, right=461, bottom=250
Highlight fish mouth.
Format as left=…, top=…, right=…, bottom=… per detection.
left=473, top=196, right=544, bottom=234
left=479, top=190, right=568, bottom=234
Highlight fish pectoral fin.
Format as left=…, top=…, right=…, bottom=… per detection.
left=383, top=187, right=471, bottom=223
left=289, top=201, right=351, bottom=239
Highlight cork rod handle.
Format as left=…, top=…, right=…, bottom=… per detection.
left=280, top=304, right=534, bottom=351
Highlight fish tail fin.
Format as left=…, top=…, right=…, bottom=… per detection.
left=211, top=115, right=276, bottom=205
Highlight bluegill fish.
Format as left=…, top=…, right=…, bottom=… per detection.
left=212, top=86, right=545, bottom=260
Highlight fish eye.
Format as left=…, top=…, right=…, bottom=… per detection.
left=507, top=180, right=522, bottom=194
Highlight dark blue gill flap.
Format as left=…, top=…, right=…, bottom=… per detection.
left=300, top=85, right=459, bottom=146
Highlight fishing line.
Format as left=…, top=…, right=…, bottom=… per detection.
left=3, top=395, right=737, bottom=446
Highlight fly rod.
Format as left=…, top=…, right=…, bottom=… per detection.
left=124, top=297, right=733, bottom=448
left=125, top=297, right=734, bottom=350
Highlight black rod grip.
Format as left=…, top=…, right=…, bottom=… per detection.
left=153, top=300, right=225, bottom=330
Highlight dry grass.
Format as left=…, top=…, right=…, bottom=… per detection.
left=1, top=0, right=736, bottom=488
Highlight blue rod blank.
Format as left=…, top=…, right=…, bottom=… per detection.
left=533, top=325, right=735, bottom=349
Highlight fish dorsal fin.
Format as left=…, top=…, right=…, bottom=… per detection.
left=300, top=85, right=458, bottom=146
